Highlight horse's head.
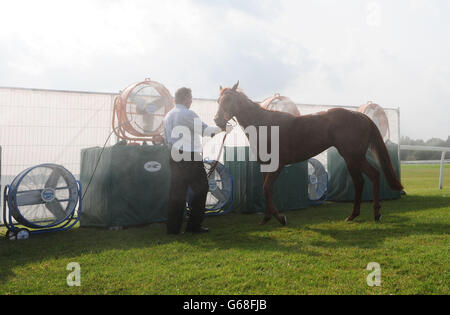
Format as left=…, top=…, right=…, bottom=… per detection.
left=214, top=81, right=241, bottom=130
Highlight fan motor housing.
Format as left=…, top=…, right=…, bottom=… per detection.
left=41, top=188, right=56, bottom=202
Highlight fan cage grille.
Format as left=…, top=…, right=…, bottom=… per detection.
left=113, top=79, right=174, bottom=142
left=187, top=161, right=233, bottom=214
left=8, top=164, right=79, bottom=228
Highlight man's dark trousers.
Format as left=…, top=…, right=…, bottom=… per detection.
left=166, top=154, right=209, bottom=234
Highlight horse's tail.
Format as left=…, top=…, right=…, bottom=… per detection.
left=369, top=125, right=404, bottom=191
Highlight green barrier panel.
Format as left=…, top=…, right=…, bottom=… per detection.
left=327, top=141, right=401, bottom=201
left=224, top=146, right=309, bottom=213
left=80, top=144, right=170, bottom=228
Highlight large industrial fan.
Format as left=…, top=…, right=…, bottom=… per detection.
left=113, top=78, right=174, bottom=143
left=187, top=160, right=234, bottom=216
left=3, top=164, right=82, bottom=240
left=307, top=158, right=328, bottom=205
left=358, top=101, right=390, bottom=141
left=260, top=94, right=301, bottom=117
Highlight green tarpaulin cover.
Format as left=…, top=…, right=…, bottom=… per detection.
left=80, top=144, right=170, bottom=228
left=80, top=144, right=311, bottom=227
left=327, top=141, right=401, bottom=201
left=224, top=146, right=309, bottom=213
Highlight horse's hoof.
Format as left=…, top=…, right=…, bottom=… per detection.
left=260, top=217, right=271, bottom=225
left=375, top=215, right=382, bottom=222
left=346, top=216, right=355, bottom=222
left=281, top=216, right=287, bottom=226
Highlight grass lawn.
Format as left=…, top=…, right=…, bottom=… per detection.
left=1, top=164, right=449, bottom=295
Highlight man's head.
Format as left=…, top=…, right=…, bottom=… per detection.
left=175, top=87, right=192, bottom=108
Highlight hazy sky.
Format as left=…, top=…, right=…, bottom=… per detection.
left=0, top=0, right=449, bottom=140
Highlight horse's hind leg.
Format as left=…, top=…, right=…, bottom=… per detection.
left=345, top=162, right=365, bottom=222
left=260, top=172, right=272, bottom=225
left=261, top=168, right=286, bottom=226
left=361, top=159, right=382, bottom=222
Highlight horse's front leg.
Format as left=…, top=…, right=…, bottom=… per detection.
left=261, top=168, right=286, bottom=226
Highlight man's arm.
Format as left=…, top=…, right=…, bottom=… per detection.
left=188, top=110, right=222, bottom=137
left=203, top=124, right=223, bottom=138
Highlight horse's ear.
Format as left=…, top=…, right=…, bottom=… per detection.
left=231, top=81, right=240, bottom=91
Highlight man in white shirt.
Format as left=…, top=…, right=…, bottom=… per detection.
left=164, top=87, right=222, bottom=235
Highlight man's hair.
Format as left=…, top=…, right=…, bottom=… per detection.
left=175, top=87, right=192, bottom=104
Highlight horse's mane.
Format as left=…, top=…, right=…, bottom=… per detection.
left=221, top=88, right=263, bottom=111
left=220, top=87, right=247, bottom=98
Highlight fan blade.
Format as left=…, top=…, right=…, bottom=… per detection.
left=210, top=187, right=227, bottom=203
left=209, top=170, right=218, bottom=179
left=318, top=175, right=328, bottom=192
left=16, top=189, right=44, bottom=206
left=309, top=184, right=320, bottom=201
left=45, top=168, right=63, bottom=189
left=45, top=200, right=67, bottom=221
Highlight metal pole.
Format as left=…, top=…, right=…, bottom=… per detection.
left=439, top=151, right=446, bottom=190
left=0, top=145, right=2, bottom=226
left=397, top=107, right=401, bottom=180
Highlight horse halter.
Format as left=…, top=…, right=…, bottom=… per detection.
left=216, top=89, right=238, bottom=124
left=207, top=95, right=238, bottom=178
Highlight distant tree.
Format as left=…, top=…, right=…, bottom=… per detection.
left=400, top=136, right=449, bottom=161
left=426, top=138, right=446, bottom=147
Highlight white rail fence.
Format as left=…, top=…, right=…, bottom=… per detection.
left=400, top=145, right=450, bottom=190
left=402, top=160, right=450, bottom=165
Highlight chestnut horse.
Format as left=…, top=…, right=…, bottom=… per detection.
left=214, top=82, right=403, bottom=225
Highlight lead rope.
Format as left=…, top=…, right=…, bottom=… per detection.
left=207, top=132, right=228, bottom=178
left=206, top=118, right=237, bottom=178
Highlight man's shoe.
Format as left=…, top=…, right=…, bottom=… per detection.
left=185, top=226, right=209, bottom=234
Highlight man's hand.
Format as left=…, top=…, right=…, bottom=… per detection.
left=204, top=126, right=223, bottom=138
left=204, top=125, right=232, bottom=138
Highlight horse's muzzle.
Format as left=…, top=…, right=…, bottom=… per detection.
left=214, top=116, right=228, bottom=131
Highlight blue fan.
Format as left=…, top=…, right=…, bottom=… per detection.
left=308, top=158, right=328, bottom=205
left=187, top=160, right=233, bottom=216
left=3, top=164, right=82, bottom=240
